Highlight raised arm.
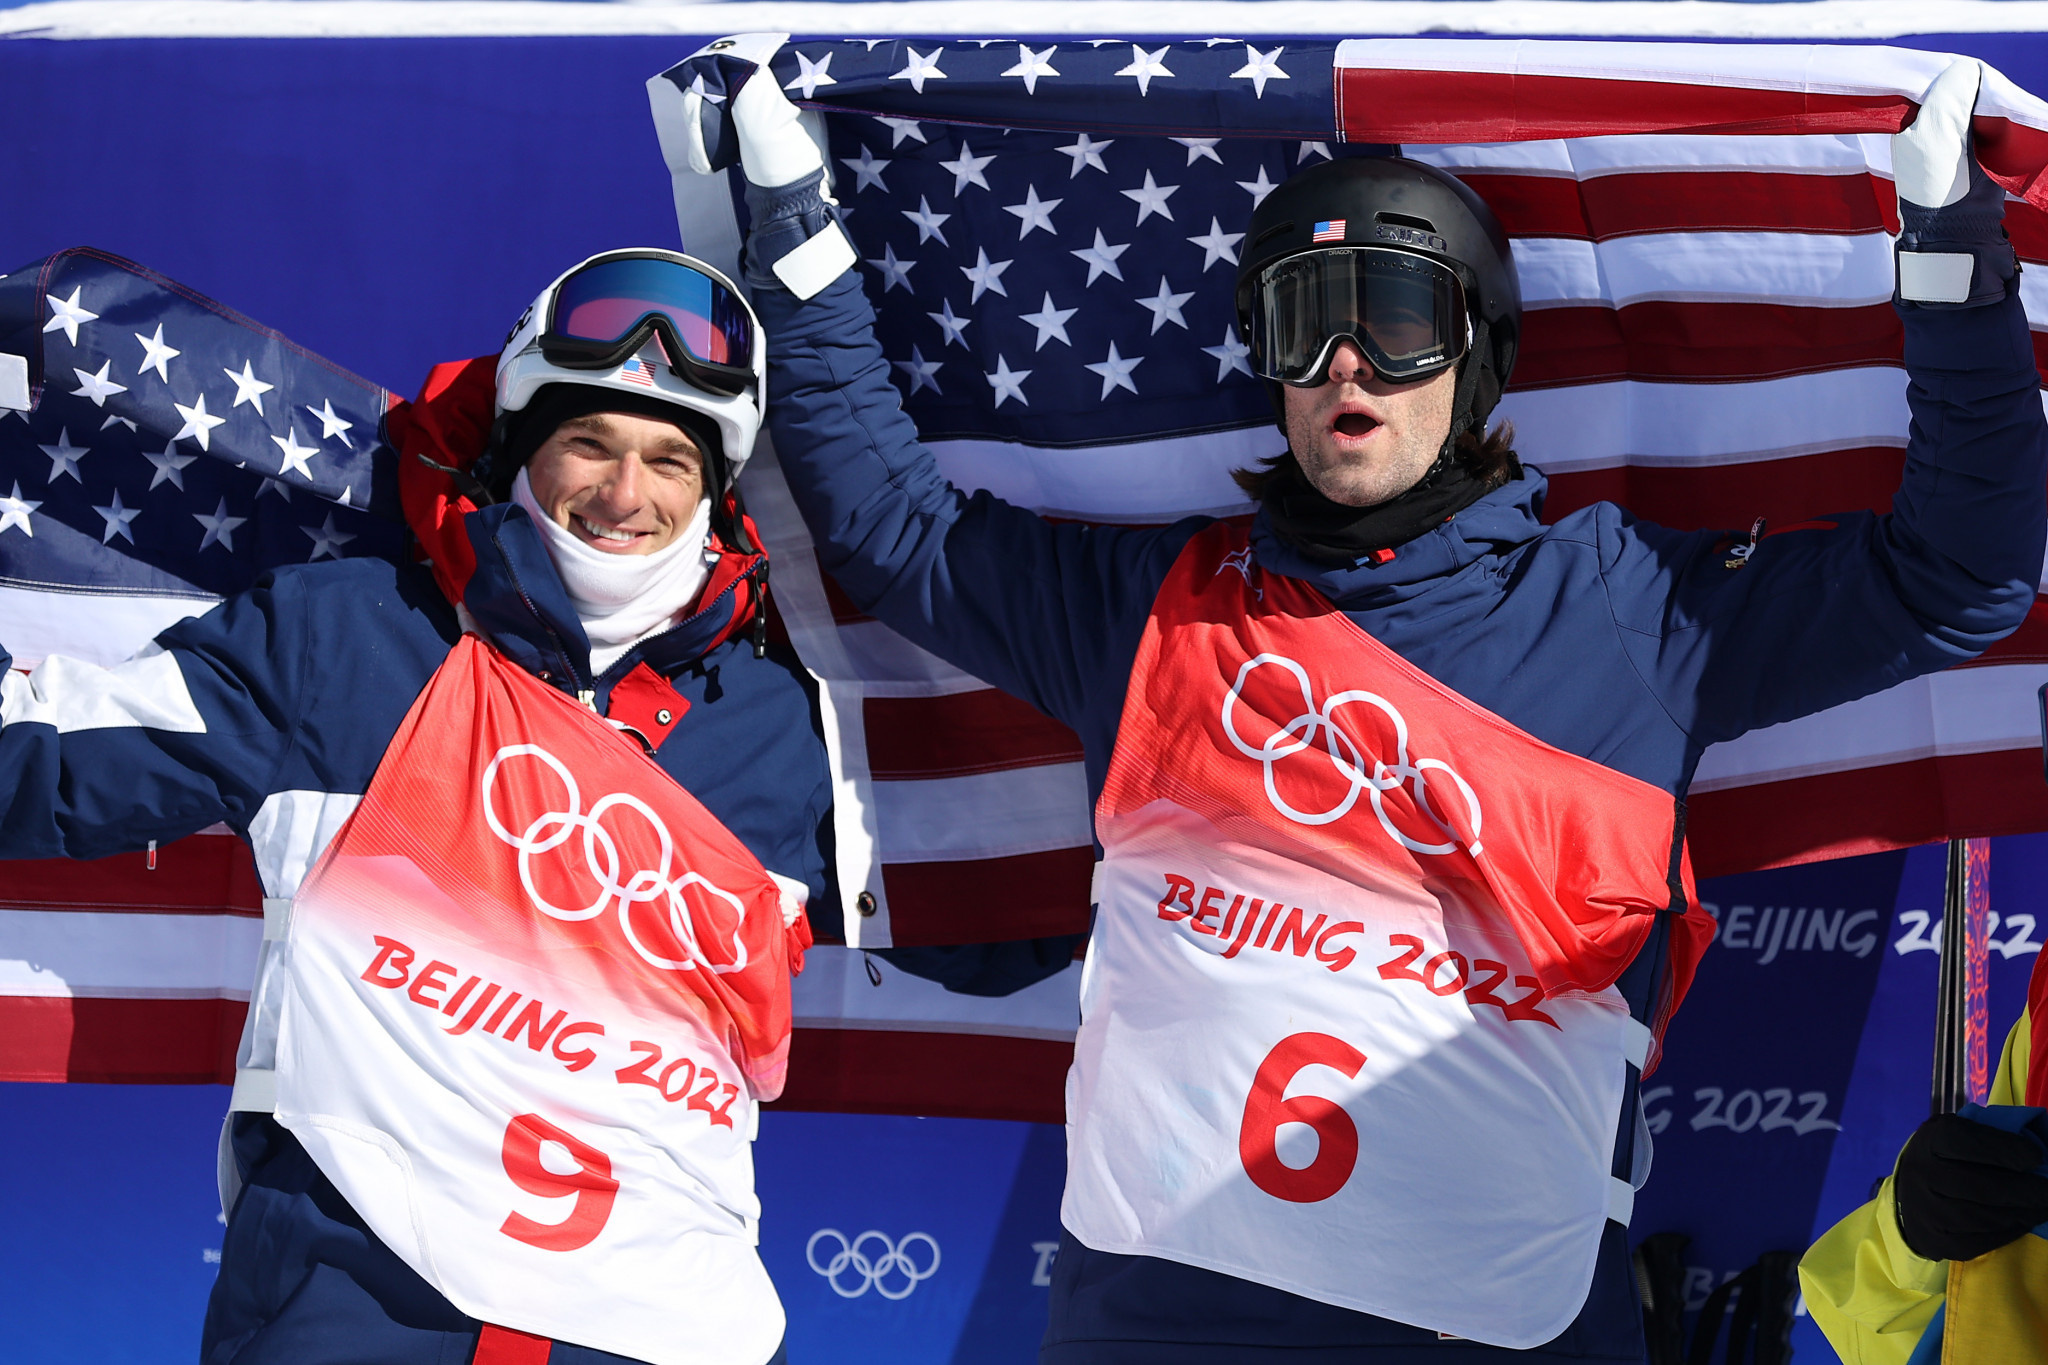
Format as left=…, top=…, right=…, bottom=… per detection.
left=1613, top=61, right=2048, bottom=743
left=674, top=37, right=1200, bottom=738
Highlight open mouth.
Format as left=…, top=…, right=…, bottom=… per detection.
left=1333, top=412, right=1381, bottom=439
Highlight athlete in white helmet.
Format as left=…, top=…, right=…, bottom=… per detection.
left=0, top=246, right=824, bottom=1365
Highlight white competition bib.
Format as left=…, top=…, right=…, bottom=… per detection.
left=1064, top=522, right=1706, bottom=1348
left=273, top=636, right=809, bottom=1365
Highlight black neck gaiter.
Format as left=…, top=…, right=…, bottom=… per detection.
left=1264, top=448, right=1492, bottom=565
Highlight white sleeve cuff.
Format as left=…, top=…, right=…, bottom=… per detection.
left=771, top=220, right=858, bottom=300
left=1898, top=251, right=1976, bottom=304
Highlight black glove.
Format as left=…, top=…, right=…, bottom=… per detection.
left=1893, top=1112, right=2048, bottom=1262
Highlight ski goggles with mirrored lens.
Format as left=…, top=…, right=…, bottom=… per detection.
left=1250, top=248, right=1471, bottom=386
left=541, top=253, right=759, bottom=397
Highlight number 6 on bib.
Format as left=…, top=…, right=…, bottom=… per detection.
left=1239, top=1033, right=1367, bottom=1203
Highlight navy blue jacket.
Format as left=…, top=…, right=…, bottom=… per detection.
left=0, top=490, right=834, bottom=1365
left=754, top=236, right=2047, bottom=1359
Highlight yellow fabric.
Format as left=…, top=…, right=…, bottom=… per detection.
left=1798, top=1010, right=2034, bottom=1365
left=1799, top=1178, right=1948, bottom=1365
left=1942, top=1235, right=2048, bottom=1365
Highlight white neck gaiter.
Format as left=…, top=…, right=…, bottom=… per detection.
left=510, top=467, right=714, bottom=673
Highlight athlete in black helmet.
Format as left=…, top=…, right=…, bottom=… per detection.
left=681, top=41, right=2044, bottom=1364
left=1228, top=155, right=1525, bottom=565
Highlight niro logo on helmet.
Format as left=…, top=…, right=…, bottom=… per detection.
left=1375, top=223, right=1449, bottom=253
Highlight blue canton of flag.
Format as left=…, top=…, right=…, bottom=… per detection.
left=725, top=40, right=1382, bottom=451
left=0, top=249, right=404, bottom=603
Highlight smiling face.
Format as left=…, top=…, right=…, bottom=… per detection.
left=524, top=411, right=706, bottom=555
left=1281, top=338, right=1456, bottom=508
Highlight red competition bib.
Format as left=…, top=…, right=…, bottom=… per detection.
left=1064, top=522, right=1704, bottom=1347
left=273, top=636, right=809, bottom=1365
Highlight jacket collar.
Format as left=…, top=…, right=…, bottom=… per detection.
left=1249, top=467, right=1550, bottom=609
left=386, top=355, right=766, bottom=694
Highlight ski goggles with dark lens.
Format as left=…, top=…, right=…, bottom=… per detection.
left=1250, top=248, right=1471, bottom=386
left=541, top=253, right=759, bottom=397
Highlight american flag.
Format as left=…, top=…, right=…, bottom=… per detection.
left=650, top=35, right=2048, bottom=983
left=1311, top=219, right=1347, bottom=242
left=0, top=248, right=403, bottom=1084
left=13, top=38, right=2048, bottom=1124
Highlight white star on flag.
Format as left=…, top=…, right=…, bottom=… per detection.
left=70, top=360, right=127, bottom=407
left=143, top=442, right=198, bottom=490
left=926, top=299, right=972, bottom=348
left=1122, top=170, right=1181, bottom=225
left=1171, top=137, right=1224, bottom=166
left=1072, top=230, right=1131, bottom=286
left=1002, top=44, right=1060, bottom=95
left=840, top=147, right=891, bottom=194
left=1085, top=341, right=1144, bottom=398
left=1238, top=166, right=1280, bottom=207
left=874, top=116, right=928, bottom=148
left=890, top=46, right=947, bottom=95
left=224, top=360, right=275, bottom=415
left=257, top=477, right=293, bottom=502
left=1056, top=133, right=1113, bottom=178
left=893, top=346, right=944, bottom=396
left=985, top=354, right=1031, bottom=408
left=1018, top=293, right=1077, bottom=350
left=1232, top=45, right=1290, bottom=98
left=194, top=497, right=247, bottom=553
left=1115, top=44, right=1174, bottom=97
left=306, top=399, right=354, bottom=447
left=92, top=488, right=141, bottom=545
left=1003, top=185, right=1062, bottom=238
left=0, top=482, right=40, bottom=537
left=40, top=429, right=88, bottom=483
left=303, top=512, right=358, bottom=561
left=1135, top=277, right=1195, bottom=333
left=100, top=415, right=137, bottom=434
left=173, top=393, right=227, bottom=451
left=272, top=427, right=319, bottom=478
left=686, top=73, right=725, bottom=106
left=866, top=243, right=918, bottom=293
left=43, top=287, right=98, bottom=345
left=939, top=142, right=997, bottom=194
left=961, top=248, right=1014, bottom=303
left=786, top=50, right=837, bottom=99
left=1203, top=325, right=1255, bottom=381
left=134, top=325, right=180, bottom=382
left=1187, top=218, right=1247, bottom=270
left=1299, top=141, right=1334, bottom=163
left=903, top=196, right=952, bottom=246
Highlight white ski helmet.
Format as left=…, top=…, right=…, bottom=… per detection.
left=495, top=248, right=766, bottom=486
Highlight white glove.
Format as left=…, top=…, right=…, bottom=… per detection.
left=679, top=33, right=830, bottom=190
left=1893, top=59, right=1983, bottom=210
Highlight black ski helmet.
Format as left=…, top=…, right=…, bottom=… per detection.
left=1234, top=156, right=1521, bottom=443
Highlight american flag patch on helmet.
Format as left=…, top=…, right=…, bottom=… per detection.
left=1311, top=220, right=1346, bottom=242
left=616, top=358, right=657, bottom=387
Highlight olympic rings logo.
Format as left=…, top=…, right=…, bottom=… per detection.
left=481, top=744, right=748, bottom=974
left=805, top=1228, right=941, bottom=1299
left=1221, top=652, right=1483, bottom=857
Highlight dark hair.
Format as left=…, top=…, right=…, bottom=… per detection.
left=1231, top=419, right=1519, bottom=503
